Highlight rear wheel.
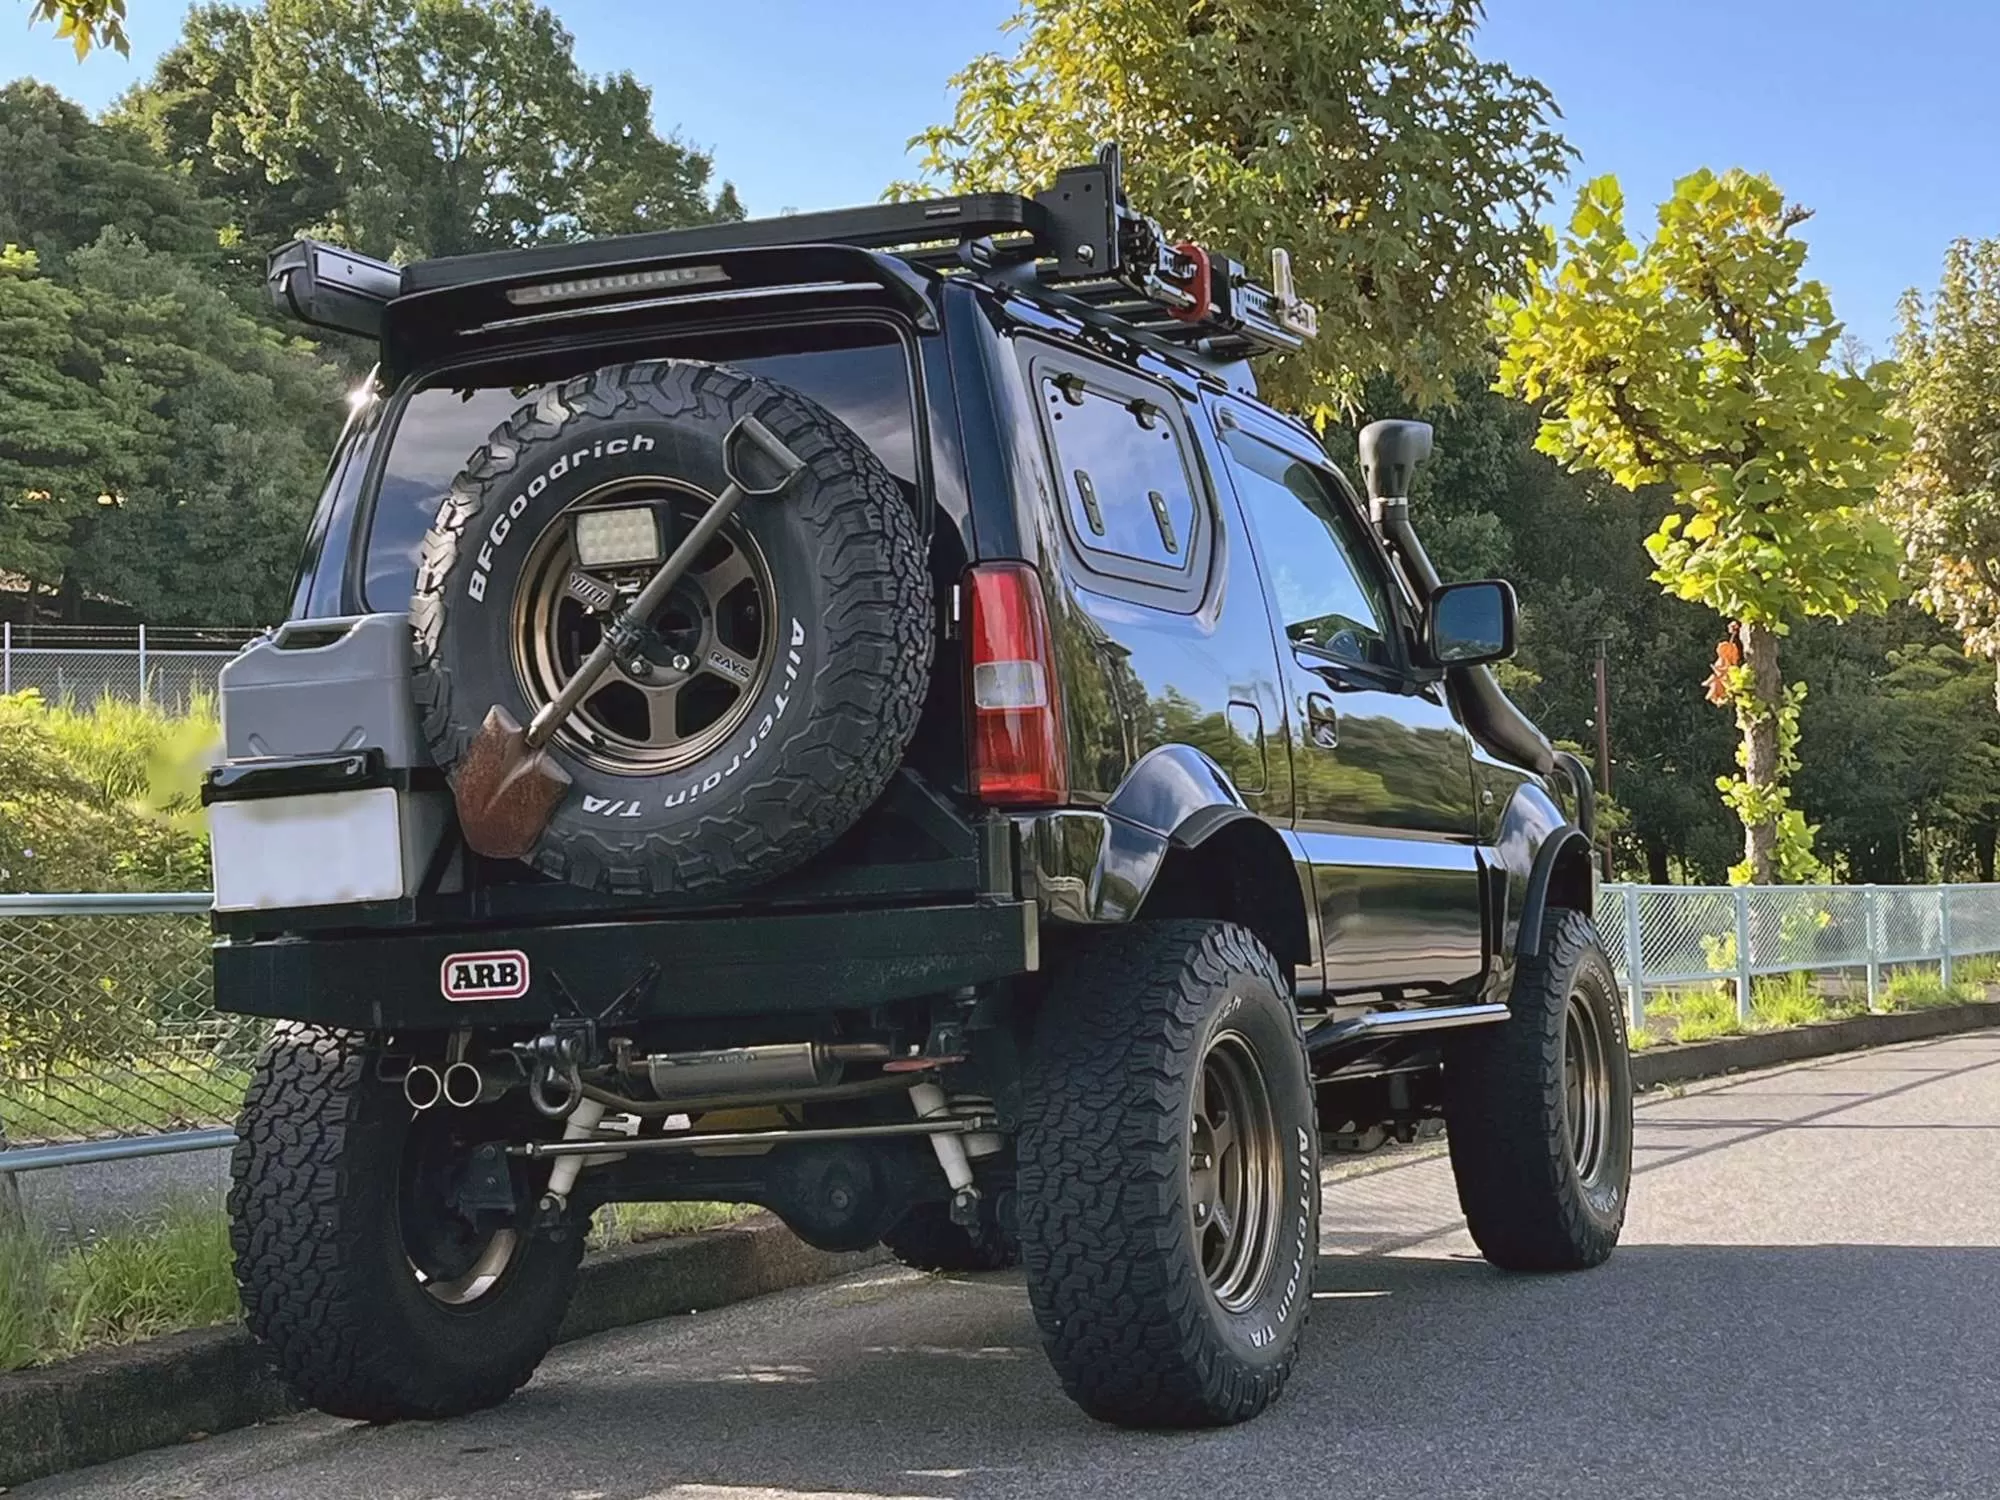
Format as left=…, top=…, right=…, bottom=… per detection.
left=1444, top=908, right=1633, bottom=1271
left=1019, top=921, right=1319, bottom=1428
left=229, top=1026, right=583, bottom=1421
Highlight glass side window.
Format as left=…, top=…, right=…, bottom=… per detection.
left=1222, top=429, right=1396, bottom=669
left=1041, top=375, right=1198, bottom=575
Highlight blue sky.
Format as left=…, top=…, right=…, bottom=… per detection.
left=6, top=0, right=1997, bottom=353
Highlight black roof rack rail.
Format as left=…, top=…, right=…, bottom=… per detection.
left=267, top=144, right=1317, bottom=368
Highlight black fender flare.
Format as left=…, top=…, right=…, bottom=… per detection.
left=1015, top=745, right=1315, bottom=968
left=1516, top=826, right=1598, bottom=960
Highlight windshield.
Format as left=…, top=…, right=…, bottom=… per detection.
left=357, top=323, right=920, bottom=611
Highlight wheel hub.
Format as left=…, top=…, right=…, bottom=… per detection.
left=512, top=480, right=777, bottom=777
left=1188, top=1029, right=1283, bottom=1313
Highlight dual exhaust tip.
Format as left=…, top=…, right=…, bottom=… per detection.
left=403, top=1061, right=489, bottom=1111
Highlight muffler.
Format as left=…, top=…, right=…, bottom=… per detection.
left=638, top=1042, right=890, bottom=1101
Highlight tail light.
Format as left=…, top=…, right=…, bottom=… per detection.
left=964, top=563, right=1068, bottom=805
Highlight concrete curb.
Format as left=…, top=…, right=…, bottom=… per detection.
left=0, top=1216, right=886, bottom=1490
left=1632, top=999, right=2000, bottom=1089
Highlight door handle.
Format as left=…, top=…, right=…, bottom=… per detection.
left=1303, top=691, right=1339, bottom=748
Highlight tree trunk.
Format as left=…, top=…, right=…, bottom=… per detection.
left=1646, top=838, right=1669, bottom=885
left=1737, top=620, right=1783, bottom=884
left=1980, top=824, right=1998, bottom=886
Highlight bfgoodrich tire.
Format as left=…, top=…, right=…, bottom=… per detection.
left=1443, top=908, right=1633, bottom=1271
left=409, top=358, right=930, bottom=897
left=228, top=1025, right=583, bottom=1421
left=1019, top=921, right=1319, bottom=1428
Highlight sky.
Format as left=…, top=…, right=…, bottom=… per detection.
left=5, top=0, right=1998, bottom=355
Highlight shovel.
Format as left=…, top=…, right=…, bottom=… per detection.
left=453, top=416, right=807, bottom=860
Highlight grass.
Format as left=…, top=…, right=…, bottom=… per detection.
left=0, top=1063, right=251, bottom=1142
left=0, top=1194, right=755, bottom=1370
left=0, top=1197, right=237, bottom=1372
left=1879, top=967, right=1986, bottom=1012
left=1642, top=986, right=1745, bottom=1043
left=1637, top=953, right=2000, bottom=1044
left=588, top=1200, right=753, bottom=1249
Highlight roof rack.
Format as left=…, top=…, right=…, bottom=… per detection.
left=268, top=144, right=1318, bottom=368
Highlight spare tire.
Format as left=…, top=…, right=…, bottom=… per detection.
left=409, top=359, right=930, bottom=897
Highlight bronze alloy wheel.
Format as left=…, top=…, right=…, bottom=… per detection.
left=511, top=479, right=778, bottom=777
left=1564, top=987, right=1614, bottom=1184
left=399, top=1111, right=522, bottom=1308
left=1188, top=1029, right=1284, bottom=1312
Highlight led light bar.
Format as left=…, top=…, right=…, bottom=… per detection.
left=574, top=506, right=664, bottom=569
left=504, top=263, right=729, bottom=307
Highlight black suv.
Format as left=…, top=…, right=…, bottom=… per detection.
left=208, top=145, right=1632, bottom=1431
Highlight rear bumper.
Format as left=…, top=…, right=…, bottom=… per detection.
left=213, top=899, right=1040, bottom=1029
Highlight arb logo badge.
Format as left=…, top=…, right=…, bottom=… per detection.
left=441, top=949, right=531, bottom=1001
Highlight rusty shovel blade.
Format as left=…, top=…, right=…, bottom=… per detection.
left=453, top=704, right=573, bottom=860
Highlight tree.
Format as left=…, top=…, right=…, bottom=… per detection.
left=1496, top=170, right=1905, bottom=883
left=23, top=0, right=129, bottom=58
left=0, top=81, right=226, bottom=271
left=0, top=247, right=124, bottom=590
left=0, top=236, right=344, bottom=624
left=1884, top=237, right=2000, bottom=703
left=901, top=0, right=1570, bottom=419
left=117, top=0, right=741, bottom=263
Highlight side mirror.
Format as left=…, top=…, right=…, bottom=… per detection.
left=1425, top=580, right=1517, bottom=668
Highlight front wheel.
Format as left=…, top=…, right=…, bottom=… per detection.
left=1019, top=921, right=1320, bottom=1429
left=1444, top=908, right=1633, bottom=1271
left=228, top=1026, right=584, bottom=1421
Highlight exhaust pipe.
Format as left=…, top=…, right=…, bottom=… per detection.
left=403, top=1064, right=442, bottom=1111
left=442, top=1061, right=484, bottom=1109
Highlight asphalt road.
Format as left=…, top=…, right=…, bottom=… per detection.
left=26, top=1033, right=2000, bottom=1500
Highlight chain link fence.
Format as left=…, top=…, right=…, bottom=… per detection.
left=4, top=882, right=1999, bottom=1174
left=0, top=895, right=262, bottom=1170
left=1596, top=882, right=2000, bottom=1026
left=2, top=624, right=256, bottom=713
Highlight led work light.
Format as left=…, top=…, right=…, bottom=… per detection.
left=573, top=506, right=664, bottom=570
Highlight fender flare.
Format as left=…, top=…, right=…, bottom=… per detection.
left=1018, top=745, right=1314, bottom=967
left=1516, top=826, right=1597, bottom=959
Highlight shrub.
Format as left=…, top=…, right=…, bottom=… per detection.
left=0, top=690, right=216, bottom=894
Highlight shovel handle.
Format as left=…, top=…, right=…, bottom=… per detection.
left=523, top=418, right=805, bottom=749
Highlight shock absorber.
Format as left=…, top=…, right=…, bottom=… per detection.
left=909, top=1081, right=981, bottom=1227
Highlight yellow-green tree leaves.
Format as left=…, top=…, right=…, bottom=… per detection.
left=1886, top=238, right=2000, bottom=704
left=1497, top=169, right=1906, bottom=882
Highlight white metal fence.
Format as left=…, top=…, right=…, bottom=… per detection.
left=1597, top=882, right=2000, bottom=1027
left=3, top=882, right=1998, bottom=1172
left=1, top=623, right=255, bottom=712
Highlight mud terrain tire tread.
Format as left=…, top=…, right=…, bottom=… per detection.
left=1443, top=907, right=1633, bottom=1272
left=228, top=1024, right=584, bottom=1421
left=1018, top=920, right=1319, bottom=1429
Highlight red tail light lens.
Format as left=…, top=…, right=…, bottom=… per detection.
left=964, top=563, right=1068, bottom=805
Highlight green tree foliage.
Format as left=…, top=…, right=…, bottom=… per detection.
left=117, top=0, right=742, bottom=263
left=901, top=0, right=1570, bottom=418
left=1885, top=237, right=2000, bottom=702
left=22, top=0, right=129, bottom=58
left=0, top=82, right=225, bottom=271
left=0, top=237, right=343, bottom=623
left=1497, top=170, right=1906, bottom=883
